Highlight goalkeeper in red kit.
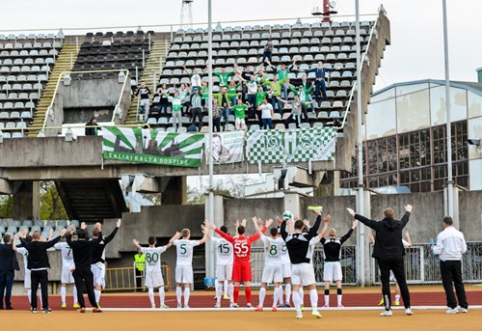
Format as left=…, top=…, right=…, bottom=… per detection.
left=207, top=217, right=267, bottom=308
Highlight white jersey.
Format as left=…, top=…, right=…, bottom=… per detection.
left=211, top=237, right=233, bottom=265
left=281, top=242, right=290, bottom=264
left=173, top=239, right=200, bottom=266
left=16, top=247, right=28, bottom=270
left=308, top=236, right=321, bottom=264
left=54, top=242, right=75, bottom=270
left=260, top=236, right=285, bottom=266
left=141, top=246, right=167, bottom=274
left=402, top=239, right=409, bottom=248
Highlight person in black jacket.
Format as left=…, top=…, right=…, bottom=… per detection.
left=0, top=233, right=20, bottom=310
left=19, top=228, right=66, bottom=313
left=91, top=219, right=121, bottom=307
left=280, top=209, right=324, bottom=319
left=66, top=222, right=103, bottom=313
left=261, top=39, right=273, bottom=66
left=347, top=205, right=413, bottom=317
left=85, top=117, right=100, bottom=136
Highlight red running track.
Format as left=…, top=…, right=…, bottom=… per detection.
left=7, top=290, right=482, bottom=310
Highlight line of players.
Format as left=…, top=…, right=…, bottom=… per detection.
left=132, top=208, right=359, bottom=319
left=14, top=220, right=121, bottom=313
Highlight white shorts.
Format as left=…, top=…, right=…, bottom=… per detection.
left=145, top=270, right=164, bottom=288
left=281, top=263, right=292, bottom=278
left=389, top=271, right=396, bottom=282
left=261, top=265, right=283, bottom=284
left=61, top=268, right=75, bottom=284
left=91, top=262, right=106, bottom=288
left=175, top=265, right=193, bottom=284
left=216, top=264, right=233, bottom=282
left=24, top=269, right=31, bottom=289
left=323, top=262, right=343, bottom=282
left=291, top=263, right=316, bottom=286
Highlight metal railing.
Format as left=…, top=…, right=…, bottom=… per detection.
left=104, top=264, right=171, bottom=292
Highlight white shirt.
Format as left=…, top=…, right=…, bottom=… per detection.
left=260, top=104, right=273, bottom=119
left=211, top=237, right=234, bottom=265
left=260, top=236, right=285, bottom=266
left=281, top=242, right=290, bottom=264
left=16, top=247, right=29, bottom=270
left=54, top=242, right=75, bottom=270
left=191, top=74, right=201, bottom=87
left=433, top=226, right=467, bottom=261
left=308, top=236, right=321, bottom=264
left=173, top=239, right=200, bottom=266
left=247, top=81, right=257, bottom=95
left=141, top=246, right=167, bottom=274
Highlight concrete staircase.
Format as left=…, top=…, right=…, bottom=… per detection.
left=124, top=40, right=170, bottom=126
left=28, top=44, right=78, bottom=137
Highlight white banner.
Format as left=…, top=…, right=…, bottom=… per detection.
left=205, top=131, right=244, bottom=164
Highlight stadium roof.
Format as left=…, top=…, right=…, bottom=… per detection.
left=373, top=79, right=482, bottom=98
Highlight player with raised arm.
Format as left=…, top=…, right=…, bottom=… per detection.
left=208, top=217, right=268, bottom=308
left=132, top=232, right=180, bottom=309
left=277, top=214, right=293, bottom=308
left=204, top=221, right=234, bottom=308
left=173, top=226, right=208, bottom=308
left=254, top=218, right=284, bottom=312
left=320, top=218, right=358, bottom=307
left=54, top=224, right=79, bottom=309
left=280, top=208, right=323, bottom=319
left=90, top=220, right=121, bottom=308
left=66, top=222, right=104, bottom=313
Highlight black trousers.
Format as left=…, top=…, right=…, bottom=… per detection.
left=73, top=266, right=97, bottom=308
left=135, top=269, right=143, bottom=288
left=30, top=270, right=49, bottom=309
left=191, top=107, right=203, bottom=132
left=440, top=260, right=468, bottom=309
left=378, top=258, right=411, bottom=309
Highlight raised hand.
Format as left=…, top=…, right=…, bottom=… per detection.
left=352, top=219, right=359, bottom=229
left=251, top=216, right=258, bottom=224
left=60, top=228, right=67, bottom=237
left=265, top=219, right=273, bottom=227
left=346, top=208, right=356, bottom=216
left=116, top=219, right=122, bottom=228
left=405, top=204, right=413, bottom=213
left=241, top=219, right=247, bottom=227
left=314, top=208, right=322, bottom=216
left=276, top=216, right=282, bottom=225
left=132, top=239, right=139, bottom=246
left=95, top=222, right=102, bottom=230
left=324, top=215, right=331, bottom=223
left=81, top=222, right=87, bottom=230
left=257, top=218, right=264, bottom=227
left=234, top=220, right=240, bottom=228
left=294, top=215, right=300, bottom=221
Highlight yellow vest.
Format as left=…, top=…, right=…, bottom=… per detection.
left=134, top=253, right=146, bottom=271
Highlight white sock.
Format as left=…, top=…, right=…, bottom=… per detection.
left=279, top=286, right=284, bottom=305
left=73, top=286, right=78, bottom=305
left=27, top=289, right=32, bottom=304
left=214, top=279, right=218, bottom=292
left=216, top=282, right=223, bottom=305
left=176, top=287, right=182, bottom=305
left=292, top=290, right=301, bottom=314
left=228, top=284, right=234, bottom=304
left=337, top=294, right=342, bottom=305
left=184, top=287, right=191, bottom=306
left=395, top=295, right=400, bottom=302
left=94, top=290, right=101, bottom=304
left=325, top=294, right=329, bottom=305
left=159, top=287, right=165, bottom=306
left=258, top=287, right=266, bottom=307
left=60, top=287, right=66, bottom=304
left=285, top=284, right=291, bottom=304
left=148, top=288, right=155, bottom=306
left=273, top=287, right=281, bottom=308
left=299, top=288, right=304, bottom=306
left=224, top=280, right=228, bottom=297
left=310, top=289, right=319, bottom=312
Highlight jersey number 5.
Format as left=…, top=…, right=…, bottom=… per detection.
left=234, top=242, right=249, bottom=256
left=180, top=243, right=187, bottom=255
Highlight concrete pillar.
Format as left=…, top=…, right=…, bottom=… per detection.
left=0, top=178, right=13, bottom=194
left=13, top=181, right=33, bottom=221
left=283, top=192, right=301, bottom=216
left=161, top=176, right=187, bottom=205
left=444, top=185, right=464, bottom=229
left=32, top=181, right=41, bottom=221
left=204, top=195, right=224, bottom=278
left=357, top=189, right=372, bottom=286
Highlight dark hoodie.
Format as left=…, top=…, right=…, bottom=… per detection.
left=354, top=212, right=411, bottom=260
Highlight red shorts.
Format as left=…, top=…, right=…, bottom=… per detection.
left=232, top=261, right=252, bottom=282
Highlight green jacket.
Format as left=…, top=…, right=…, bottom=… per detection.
left=263, top=77, right=286, bottom=97
left=212, top=93, right=232, bottom=108
left=289, top=85, right=314, bottom=103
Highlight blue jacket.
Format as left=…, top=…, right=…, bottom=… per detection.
left=0, top=243, right=18, bottom=271
left=305, top=67, right=336, bottom=79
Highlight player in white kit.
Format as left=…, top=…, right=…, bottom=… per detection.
left=54, top=226, right=79, bottom=309
left=255, top=218, right=285, bottom=311
left=277, top=213, right=293, bottom=307
left=205, top=224, right=234, bottom=308
left=133, top=232, right=180, bottom=309
left=173, top=227, right=207, bottom=308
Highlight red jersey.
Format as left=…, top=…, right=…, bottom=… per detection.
left=215, top=227, right=267, bottom=262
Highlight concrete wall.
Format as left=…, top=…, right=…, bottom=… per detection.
left=459, top=190, right=482, bottom=241
left=60, top=78, right=123, bottom=109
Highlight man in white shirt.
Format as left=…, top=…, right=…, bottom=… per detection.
left=173, top=227, right=207, bottom=308
left=258, top=98, right=274, bottom=130
left=432, top=216, right=468, bottom=314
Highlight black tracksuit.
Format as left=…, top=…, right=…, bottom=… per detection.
left=19, top=236, right=61, bottom=309
left=355, top=212, right=411, bottom=310
left=281, top=215, right=322, bottom=264
left=321, top=228, right=354, bottom=262
left=66, top=233, right=102, bottom=309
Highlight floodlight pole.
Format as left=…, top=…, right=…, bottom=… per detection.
left=355, top=0, right=366, bottom=286
left=207, top=0, right=215, bottom=278
left=442, top=0, right=454, bottom=217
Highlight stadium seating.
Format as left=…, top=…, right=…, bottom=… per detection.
left=0, top=33, right=63, bottom=138
left=0, top=218, right=79, bottom=240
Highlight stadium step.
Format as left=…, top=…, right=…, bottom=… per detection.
left=28, top=44, right=79, bottom=137
left=124, top=39, right=170, bottom=126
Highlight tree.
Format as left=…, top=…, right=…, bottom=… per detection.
left=0, top=195, right=13, bottom=217
left=39, top=182, right=68, bottom=220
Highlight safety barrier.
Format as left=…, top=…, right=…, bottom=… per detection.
left=104, top=264, right=171, bottom=292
